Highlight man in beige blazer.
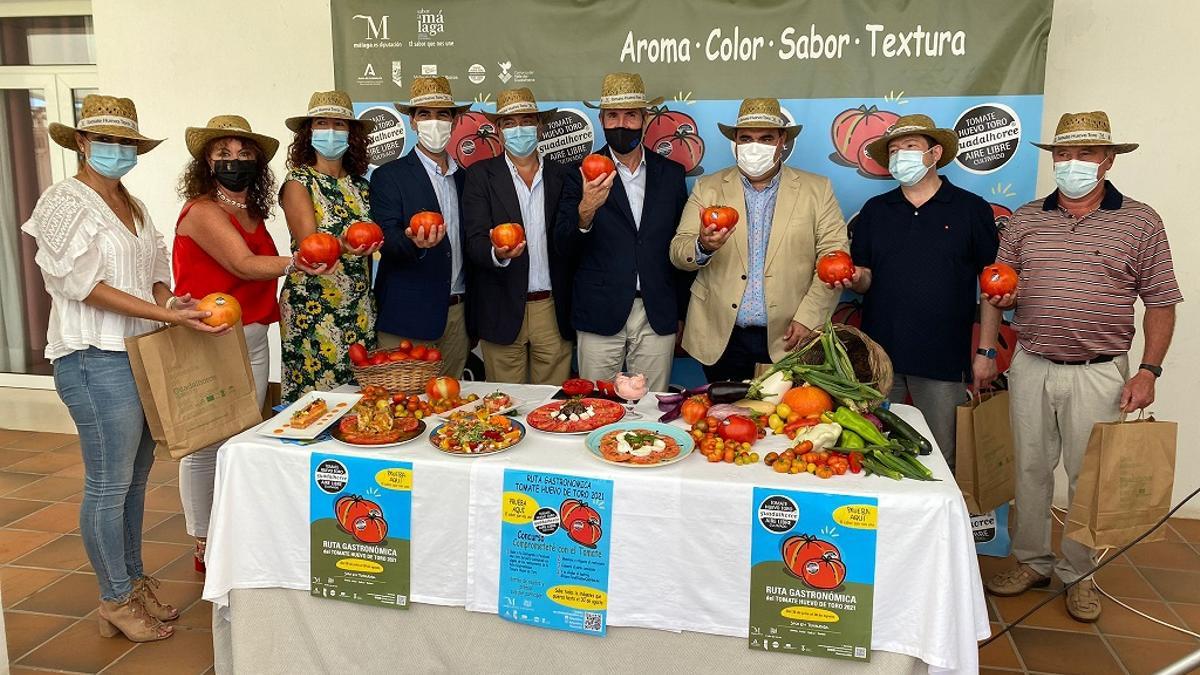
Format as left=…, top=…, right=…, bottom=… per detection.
left=670, top=98, right=847, bottom=381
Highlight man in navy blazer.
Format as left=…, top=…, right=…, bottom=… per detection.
left=370, top=76, right=473, bottom=376
left=556, top=73, right=689, bottom=392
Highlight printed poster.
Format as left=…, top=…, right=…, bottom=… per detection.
left=499, top=469, right=614, bottom=635
left=310, top=454, right=413, bottom=609
left=749, top=488, right=878, bottom=661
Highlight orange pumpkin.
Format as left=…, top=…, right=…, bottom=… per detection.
left=196, top=293, right=242, bottom=328
left=780, top=385, right=834, bottom=418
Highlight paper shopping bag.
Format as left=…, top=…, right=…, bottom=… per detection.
left=1065, top=415, right=1177, bottom=549
left=955, top=391, right=1015, bottom=514
left=126, top=323, right=262, bottom=460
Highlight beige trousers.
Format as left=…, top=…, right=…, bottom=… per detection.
left=576, top=299, right=676, bottom=392
left=1009, top=347, right=1128, bottom=582
left=479, top=298, right=573, bottom=385
left=379, top=303, right=470, bottom=378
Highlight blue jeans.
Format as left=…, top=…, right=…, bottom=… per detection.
left=54, top=348, right=155, bottom=601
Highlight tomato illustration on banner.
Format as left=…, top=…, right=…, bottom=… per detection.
left=749, top=488, right=877, bottom=661
left=499, top=469, right=613, bottom=636
left=990, top=202, right=1013, bottom=232
left=310, top=454, right=412, bottom=609
left=450, top=111, right=503, bottom=168
left=644, top=104, right=705, bottom=176
left=829, top=105, right=901, bottom=179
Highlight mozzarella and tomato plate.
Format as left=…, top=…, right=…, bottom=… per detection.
left=598, top=429, right=682, bottom=465
left=430, top=410, right=524, bottom=455
left=526, top=398, right=625, bottom=433
left=334, top=394, right=424, bottom=446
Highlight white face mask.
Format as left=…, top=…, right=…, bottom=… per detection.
left=1053, top=158, right=1103, bottom=199
left=736, top=141, right=778, bottom=178
left=416, top=119, right=452, bottom=153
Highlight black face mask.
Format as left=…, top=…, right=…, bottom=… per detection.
left=603, top=126, right=643, bottom=154
left=212, top=159, right=258, bottom=193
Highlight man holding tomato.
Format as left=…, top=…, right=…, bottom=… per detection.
left=555, top=72, right=690, bottom=392
left=461, top=88, right=575, bottom=385
left=834, top=114, right=998, bottom=470
left=370, top=76, right=473, bottom=376
left=978, top=112, right=1182, bottom=622
left=670, top=98, right=847, bottom=382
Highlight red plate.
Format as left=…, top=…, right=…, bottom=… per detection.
left=525, top=398, right=625, bottom=434
left=333, top=415, right=424, bottom=446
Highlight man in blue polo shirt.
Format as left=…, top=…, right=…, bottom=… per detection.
left=829, top=114, right=998, bottom=470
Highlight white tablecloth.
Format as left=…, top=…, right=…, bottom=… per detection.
left=202, top=383, right=988, bottom=674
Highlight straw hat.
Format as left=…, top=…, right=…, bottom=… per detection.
left=864, top=114, right=958, bottom=169
left=717, top=98, right=802, bottom=142
left=48, top=94, right=163, bottom=154
left=583, top=72, right=663, bottom=110
left=285, top=90, right=375, bottom=132
left=483, top=88, right=556, bottom=122
left=1032, top=111, right=1138, bottom=153
left=185, top=115, right=280, bottom=161
left=394, top=76, right=471, bottom=116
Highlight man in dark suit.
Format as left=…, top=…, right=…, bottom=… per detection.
left=370, top=76, right=472, bottom=376
left=462, top=88, right=574, bottom=384
left=556, top=72, right=689, bottom=392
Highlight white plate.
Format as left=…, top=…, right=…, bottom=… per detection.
left=435, top=392, right=523, bottom=419
left=257, top=391, right=361, bottom=440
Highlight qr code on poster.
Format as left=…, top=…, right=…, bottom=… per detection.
left=854, top=647, right=867, bottom=659
left=583, top=612, right=603, bottom=632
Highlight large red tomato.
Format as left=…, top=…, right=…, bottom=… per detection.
left=700, top=205, right=738, bottom=231
left=816, top=250, right=856, bottom=284
left=449, top=111, right=503, bottom=169
left=352, top=513, right=389, bottom=544
left=568, top=519, right=603, bottom=548
left=344, top=221, right=383, bottom=249
left=801, top=556, right=847, bottom=590
left=782, top=534, right=845, bottom=589
left=334, top=495, right=383, bottom=535
left=196, top=293, right=242, bottom=328
left=830, top=105, right=900, bottom=168
left=348, top=343, right=369, bottom=366
left=561, top=378, right=595, bottom=397
left=560, top=499, right=603, bottom=548
left=409, top=211, right=444, bottom=238
left=581, top=154, right=615, bottom=182
left=490, top=223, right=525, bottom=249
left=645, top=106, right=705, bottom=174
left=980, top=263, right=1018, bottom=297
left=857, top=135, right=892, bottom=177
left=681, top=395, right=711, bottom=425
left=298, top=232, right=341, bottom=268
left=425, top=376, right=459, bottom=401
left=990, top=203, right=1013, bottom=232
left=717, top=415, right=758, bottom=444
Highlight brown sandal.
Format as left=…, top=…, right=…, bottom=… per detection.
left=132, top=575, right=179, bottom=622
left=98, top=596, right=174, bottom=642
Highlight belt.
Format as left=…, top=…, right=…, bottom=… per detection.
left=1046, top=354, right=1116, bottom=366
left=448, top=294, right=464, bottom=306
left=526, top=290, right=552, bottom=302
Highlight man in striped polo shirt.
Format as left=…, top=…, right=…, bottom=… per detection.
left=977, top=112, right=1182, bottom=622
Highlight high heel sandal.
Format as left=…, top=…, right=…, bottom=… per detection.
left=132, top=575, right=179, bottom=622
left=98, top=596, right=174, bottom=642
left=194, top=537, right=206, bottom=574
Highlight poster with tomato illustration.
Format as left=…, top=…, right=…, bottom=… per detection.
left=749, top=488, right=877, bottom=661
left=498, top=469, right=613, bottom=636
left=309, top=454, right=412, bottom=609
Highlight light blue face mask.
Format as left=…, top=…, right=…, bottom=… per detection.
left=888, top=148, right=933, bottom=187
left=312, top=129, right=350, bottom=160
left=503, top=125, right=539, bottom=157
left=1054, top=159, right=1103, bottom=199
left=87, top=141, right=138, bottom=179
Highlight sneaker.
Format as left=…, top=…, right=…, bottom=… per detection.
left=985, top=564, right=1051, bottom=596
left=1066, top=579, right=1101, bottom=622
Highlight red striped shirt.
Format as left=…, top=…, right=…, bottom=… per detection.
left=996, top=182, right=1182, bottom=361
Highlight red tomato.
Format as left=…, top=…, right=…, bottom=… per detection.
left=717, top=415, right=758, bottom=444
left=490, top=223, right=525, bottom=249
left=387, top=351, right=406, bottom=361
left=644, top=106, right=706, bottom=174
left=857, top=135, right=892, bottom=177
left=700, top=205, right=739, bottom=231
left=409, top=211, right=444, bottom=238
left=560, top=499, right=601, bottom=539
left=568, top=519, right=603, bottom=548
left=830, top=105, right=900, bottom=168
left=410, top=345, right=428, bottom=360
left=398, top=339, right=413, bottom=351
left=298, top=232, right=341, bottom=268
left=561, top=378, right=595, bottom=397
left=990, top=203, right=1013, bottom=232
left=595, top=380, right=616, bottom=397
left=680, top=395, right=711, bottom=425
left=802, top=556, right=846, bottom=589
left=369, top=353, right=388, bottom=366
left=449, top=111, right=504, bottom=169
left=816, top=250, right=855, bottom=284
left=980, top=262, right=1018, bottom=297
left=334, top=495, right=382, bottom=534
left=581, top=154, right=615, bottom=182
left=343, top=221, right=383, bottom=249
left=348, top=343, right=369, bottom=366
left=351, top=513, right=389, bottom=544
left=425, top=376, right=460, bottom=401
left=423, top=348, right=442, bottom=362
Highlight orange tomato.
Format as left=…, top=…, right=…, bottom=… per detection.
left=196, top=293, right=242, bottom=327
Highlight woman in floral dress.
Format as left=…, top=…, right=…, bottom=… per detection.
left=278, top=91, right=380, bottom=400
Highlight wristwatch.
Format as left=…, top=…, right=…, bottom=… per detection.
left=1139, top=363, right=1163, bottom=378
left=976, top=347, right=997, bottom=360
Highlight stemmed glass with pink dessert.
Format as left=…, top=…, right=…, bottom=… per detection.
left=613, top=371, right=647, bottom=420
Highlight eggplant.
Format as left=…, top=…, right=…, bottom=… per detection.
left=708, top=381, right=751, bottom=404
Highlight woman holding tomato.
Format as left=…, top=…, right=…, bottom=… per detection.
left=278, top=91, right=381, bottom=400
left=173, top=115, right=332, bottom=572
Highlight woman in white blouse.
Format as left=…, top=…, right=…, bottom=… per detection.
left=22, top=96, right=222, bottom=643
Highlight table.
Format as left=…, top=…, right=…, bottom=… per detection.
left=202, top=383, right=988, bottom=674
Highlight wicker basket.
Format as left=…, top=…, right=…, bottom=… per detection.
left=350, top=351, right=442, bottom=395
left=798, top=323, right=894, bottom=402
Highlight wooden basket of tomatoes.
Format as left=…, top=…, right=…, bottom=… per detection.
left=348, top=341, right=442, bottom=396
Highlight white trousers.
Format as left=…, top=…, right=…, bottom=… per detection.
left=576, top=299, right=676, bottom=392
left=179, top=323, right=271, bottom=538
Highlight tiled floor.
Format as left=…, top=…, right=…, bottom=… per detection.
left=2, top=427, right=1200, bottom=674
left=0, top=429, right=212, bottom=674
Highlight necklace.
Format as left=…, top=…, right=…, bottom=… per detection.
left=215, top=189, right=247, bottom=209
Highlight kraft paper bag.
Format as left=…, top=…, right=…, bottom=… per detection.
left=126, top=323, right=262, bottom=460
left=955, top=391, right=1016, bottom=514
left=1066, top=415, right=1177, bottom=549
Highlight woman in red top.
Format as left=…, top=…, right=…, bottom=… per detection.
left=172, top=115, right=331, bottom=572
